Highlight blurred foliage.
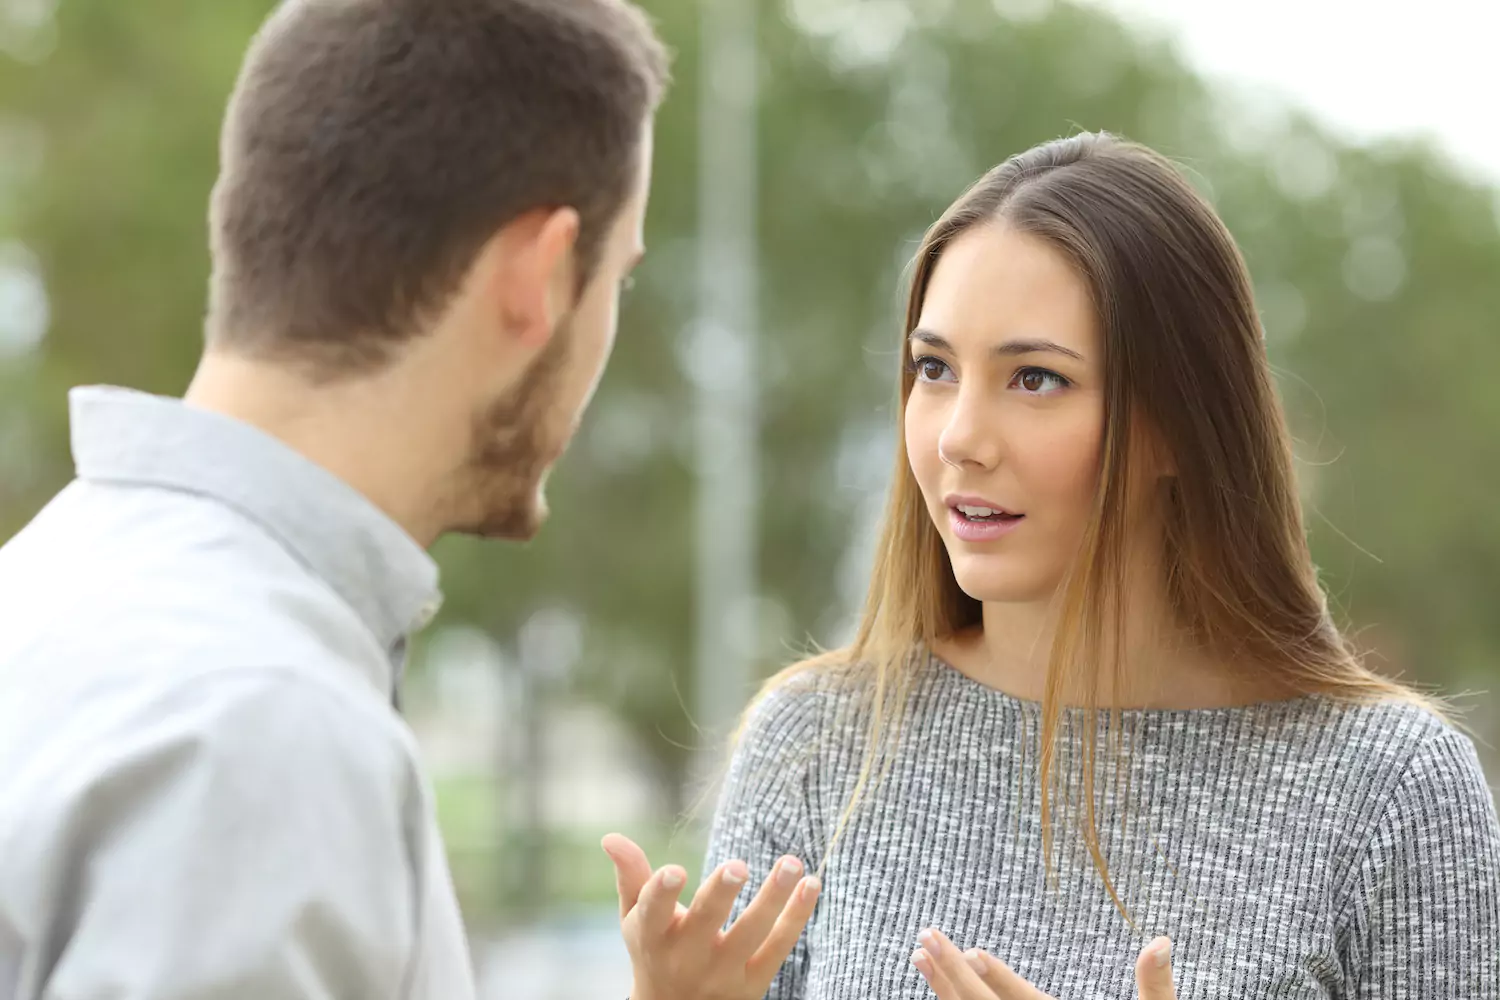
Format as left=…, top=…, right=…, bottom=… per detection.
left=435, top=773, right=684, bottom=926
left=3, top=0, right=1498, bottom=921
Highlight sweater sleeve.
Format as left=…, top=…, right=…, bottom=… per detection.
left=703, top=674, right=830, bottom=1000
left=1339, top=728, right=1500, bottom=998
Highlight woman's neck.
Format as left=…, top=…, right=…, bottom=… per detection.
left=932, top=593, right=1290, bottom=711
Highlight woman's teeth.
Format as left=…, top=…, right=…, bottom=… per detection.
left=957, top=505, right=1007, bottom=520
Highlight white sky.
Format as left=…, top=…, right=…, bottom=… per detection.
left=1078, top=0, right=1500, bottom=186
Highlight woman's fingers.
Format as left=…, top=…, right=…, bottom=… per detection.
left=963, top=948, right=1052, bottom=999
left=604, top=848, right=825, bottom=1000
left=601, top=834, right=653, bottom=920
left=912, top=928, right=1020, bottom=1000
left=914, top=930, right=1056, bottom=1000
left=911, top=928, right=1173, bottom=1000
left=633, top=864, right=688, bottom=939
left=1135, top=937, right=1177, bottom=1000
left=912, top=943, right=962, bottom=999
left=676, top=859, right=751, bottom=940
left=744, top=871, right=822, bottom=986
left=721, top=856, right=807, bottom=960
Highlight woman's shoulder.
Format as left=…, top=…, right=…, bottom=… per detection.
left=738, top=650, right=874, bottom=746
left=1311, top=696, right=1500, bottom=936
left=1298, top=694, right=1496, bottom=831
left=1298, top=693, right=1474, bottom=769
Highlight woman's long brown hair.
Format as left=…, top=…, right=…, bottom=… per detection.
left=739, top=132, right=1440, bottom=921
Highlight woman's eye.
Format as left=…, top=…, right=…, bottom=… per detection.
left=1013, top=367, right=1069, bottom=394
left=911, top=356, right=955, bottom=382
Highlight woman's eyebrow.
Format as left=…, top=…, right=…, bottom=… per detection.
left=908, top=328, right=1085, bottom=361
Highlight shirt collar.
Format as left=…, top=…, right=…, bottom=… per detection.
left=69, top=386, right=443, bottom=663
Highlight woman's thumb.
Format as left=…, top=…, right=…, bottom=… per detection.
left=1135, top=937, right=1177, bottom=1000
left=601, top=833, right=653, bottom=919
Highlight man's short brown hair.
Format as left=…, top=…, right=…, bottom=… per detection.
left=206, top=0, right=669, bottom=374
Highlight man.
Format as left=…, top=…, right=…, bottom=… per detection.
left=0, top=1, right=669, bottom=996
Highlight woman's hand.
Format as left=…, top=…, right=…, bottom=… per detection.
left=911, top=927, right=1177, bottom=1000
left=602, top=832, right=822, bottom=1000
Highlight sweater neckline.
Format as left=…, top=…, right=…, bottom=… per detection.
left=923, top=649, right=1328, bottom=722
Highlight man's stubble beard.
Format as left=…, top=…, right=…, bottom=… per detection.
left=446, top=317, right=574, bottom=541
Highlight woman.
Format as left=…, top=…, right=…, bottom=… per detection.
left=606, top=132, right=1500, bottom=999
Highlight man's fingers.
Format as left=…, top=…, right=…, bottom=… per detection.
left=743, top=872, right=822, bottom=988
left=722, top=856, right=807, bottom=960
left=1135, top=937, right=1177, bottom=1000
left=964, top=949, right=1052, bottom=999
left=634, top=864, right=688, bottom=938
left=676, top=859, right=751, bottom=940
left=601, top=833, right=653, bottom=920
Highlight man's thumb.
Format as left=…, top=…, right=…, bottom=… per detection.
left=602, top=833, right=653, bottom=919
left=1135, top=937, right=1177, bottom=1000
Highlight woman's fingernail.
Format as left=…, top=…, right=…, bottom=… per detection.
left=798, top=876, right=822, bottom=900
left=918, top=928, right=940, bottom=954
left=911, top=948, right=932, bottom=974
left=966, top=950, right=987, bottom=975
left=722, top=860, right=749, bottom=886
left=1150, top=937, right=1172, bottom=968
left=777, top=857, right=804, bottom=886
left=661, top=868, right=685, bottom=890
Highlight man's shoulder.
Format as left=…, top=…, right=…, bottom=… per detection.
left=0, top=665, right=420, bottom=853
left=152, top=666, right=419, bottom=788
left=0, top=482, right=383, bottom=695
left=7, top=662, right=412, bottom=772
left=1, top=478, right=335, bottom=613
left=0, top=666, right=431, bottom=999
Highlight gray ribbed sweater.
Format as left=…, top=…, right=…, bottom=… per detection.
left=704, top=653, right=1500, bottom=999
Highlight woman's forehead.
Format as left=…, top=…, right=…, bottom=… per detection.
left=917, top=226, right=1098, bottom=359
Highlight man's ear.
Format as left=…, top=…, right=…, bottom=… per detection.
left=481, top=206, right=581, bottom=351
left=534, top=207, right=581, bottom=334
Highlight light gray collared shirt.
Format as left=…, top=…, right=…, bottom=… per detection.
left=0, top=387, right=476, bottom=1000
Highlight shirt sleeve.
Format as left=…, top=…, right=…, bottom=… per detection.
left=24, top=669, right=421, bottom=1000
left=1340, top=728, right=1500, bottom=998
left=703, top=673, right=830, bottom=1000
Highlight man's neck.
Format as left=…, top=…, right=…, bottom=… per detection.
left=183, top=351, right=453, bottom=547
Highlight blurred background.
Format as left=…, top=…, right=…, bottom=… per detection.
left=2, top=0, right=1498, bottom=996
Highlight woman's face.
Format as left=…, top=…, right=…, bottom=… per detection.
left=904, top=223, right=1105, bottom=605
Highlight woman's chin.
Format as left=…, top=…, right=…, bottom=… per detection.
left=949, top=559, right=1055, bottom=606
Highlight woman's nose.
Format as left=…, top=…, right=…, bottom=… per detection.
left=937, top=391, right=1002, bottom=471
